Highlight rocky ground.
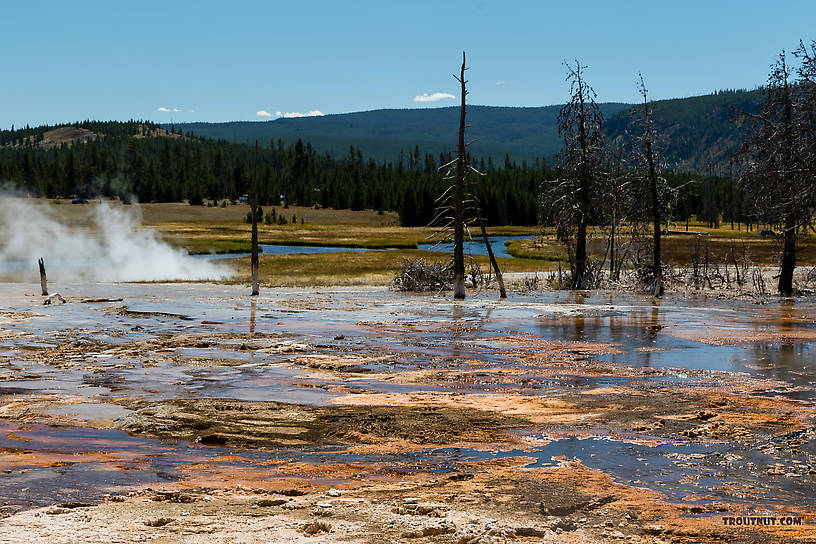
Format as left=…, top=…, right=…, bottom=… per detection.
left=0, top=283, right=814, bottom=542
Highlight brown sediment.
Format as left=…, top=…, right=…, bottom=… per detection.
left=488, top=333, right=627, bottom=356
left=103, top=305, right=191, bottom=320
left=1, top=456, right=813, bottom=543
left=171, top=356, right=254, bottom=367
left=673, top=328, right=816, bottom=346
left=0, top=311, right=47, bottom=323
left=333, top=387, right=815, bottom=442
left=0, top=395, right=128, bottom=428
left=288, top=353, right=395, bottom=373
left=1, top=284, right=815, bottom=541
left=5, top=330, right=312, bottom=371
left=116, top=399, right=529, bottom=449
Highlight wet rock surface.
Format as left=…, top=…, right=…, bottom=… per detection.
left=116, top=399, right=528, bottom=448
left=0, top=283, right=815, bottom=541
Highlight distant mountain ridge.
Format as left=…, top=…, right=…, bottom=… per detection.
left=606, top=89, right=761, bottom=172
left=173, top=89, right=762, bottom=172
left=174, top=104, right=632, bottom=166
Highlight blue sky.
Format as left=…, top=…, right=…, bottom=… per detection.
left=2, top=0, right=814, bottom=128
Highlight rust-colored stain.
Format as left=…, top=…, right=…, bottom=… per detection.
left=0, top=285, right=815, bottom=541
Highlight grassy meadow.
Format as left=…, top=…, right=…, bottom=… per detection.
left=9, top=198, right=816, bottom=286
left=138, top=202, right=548, bottom=286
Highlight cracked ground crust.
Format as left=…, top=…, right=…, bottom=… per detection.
left=1, top=286, right=815, bottom=542
left=1, top=461, right=813, bottom=544
left=116, top=399, right=530, bottom=448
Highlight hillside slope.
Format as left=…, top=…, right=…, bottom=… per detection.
left=177, top=103, right=631, bottom=166
left=176, top=89, right=762, bottom=171
left=606, top=89, right=761, bottom=172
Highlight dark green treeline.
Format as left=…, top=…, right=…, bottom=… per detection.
left=0, top=121, right=744, bottom=227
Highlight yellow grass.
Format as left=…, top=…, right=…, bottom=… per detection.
left=7, top=199, right=815, bottom=288
left=225, top=250, right=552, bottom=287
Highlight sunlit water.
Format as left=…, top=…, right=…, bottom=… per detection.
left=196, top=235, right=531, bottom=261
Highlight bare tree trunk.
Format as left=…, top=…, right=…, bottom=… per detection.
left=731, top=245, right=741, bottom=286
left=779, top=214, right=796, bottom=296
left=250, top=140, right=260, bottom=296
left=574, top=218, right=587, bottom=289
left=648, top=154, right=662, bottom=297
left=730, top=174, right=735, bottom=231
left=609, top=208, right=615, bottom=280
left=475, top=208, right=506, bottom=298
left=554, top=61, right=604, bottom=291
left=777, top=60, right=797, bottom=298
left=640, top=77, right=663, bottom=297
left=38, top=258, right=48, bottom=296
left=453, top=52, right=467, bottom=299
left=574, top=74, right=589, bottom=290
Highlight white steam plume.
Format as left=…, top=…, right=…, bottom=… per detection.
left=0, top=196, right=232, bottom=282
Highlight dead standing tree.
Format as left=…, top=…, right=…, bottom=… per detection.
left=543, top=60, right=605, bottom=289
left=795, top=39, right=816, bottom=281
left=250, top=140, right=260, bottom=296
left=429, top=52, right=506, bottom=299
left=631, top=73, right=671, bottom=296
left=738, top=50, right=816, bottom=296
left=452, top=53, right=467, bottom=299
left=602, top=144, right=631, bottom=282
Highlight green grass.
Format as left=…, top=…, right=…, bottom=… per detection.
left=265, top=239, right=417, bottom=249
left=220, top=249, right=550, bottom=287
left=140, top=202, right=401, bottom=226
left=158, top=218, right=539, bottom=255
left=171, top=239, right=255, bottom=255
left=505, top=238, right=567, bottom=262
left=10, top=199, right=816, bottom=288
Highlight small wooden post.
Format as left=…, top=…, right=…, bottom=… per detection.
left=38, top=258, right=48, bottom=296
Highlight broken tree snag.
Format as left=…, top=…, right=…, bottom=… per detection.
left=452, top=51, right=467, bottom=299
left=250, top=140, right=260, bottom=296
left=475, top=208, right=506, bottom=298
left=38, top=258, right=48, bottom=296
left=638, top=74, right=664, bottom=297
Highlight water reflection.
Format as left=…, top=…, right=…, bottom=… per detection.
left=748, top=342, right=816, bottom=395
left=249, top=299, right=256, bottom=336
left=531, top=296, right=815, bottom=398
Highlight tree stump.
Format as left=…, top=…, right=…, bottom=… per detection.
left=38, top=258, right=48, bottom=296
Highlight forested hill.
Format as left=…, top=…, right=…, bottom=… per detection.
left=174, top=89, right=762, bottom=170
left=606, top=89, right=762, bottom=172
left=0, top=117, right=745, bottom=228
left=0, top=89, right=763, bottom=227
left=0, top=120, right=545, bottom=226
left=175, top=103, right=631, bottom=166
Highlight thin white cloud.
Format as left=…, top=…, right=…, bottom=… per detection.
left=157, top=107, right=183, bottom=113
left=256, top=110, right=274, bottom=117
left=277, top=110, right=324, bottom=118
left=496, top=81, right=505, bottom=86
left=413, top=92, right=456, bottom=102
